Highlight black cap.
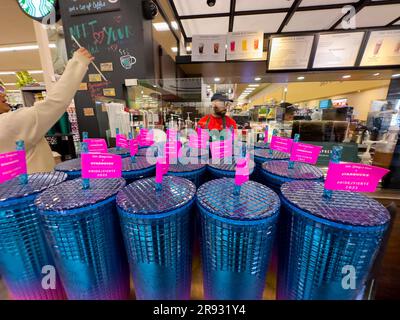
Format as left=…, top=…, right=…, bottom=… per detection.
left=211, top=93, right=233, bottom=103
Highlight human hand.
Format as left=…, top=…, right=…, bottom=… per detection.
left=75, top=47, right=94, bottom=63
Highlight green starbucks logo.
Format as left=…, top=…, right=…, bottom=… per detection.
left=17, top=0, right=56, bottom=19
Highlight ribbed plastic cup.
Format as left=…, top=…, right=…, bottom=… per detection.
left=55, top=158, right=81, bottom=180
left=167, top=162, right=206, bottom=188
left=253, top=149, right=289, bottom=182
left=122, top=157, right=155, bottom=184
left=36, top=178, right=130, bottom=300
left=261, top=160, right=324, bottom=192
left=0, top=172, right=67, bottom=300
left=108, top=147, right=130, bottom=158
left=278, top=181, right=390, bottom=300
left=117, top=176, right=196, bottom=300
left=197, top=178, right=280, bottom=300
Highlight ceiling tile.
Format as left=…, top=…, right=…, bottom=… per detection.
left=233, top=13, right=287, bottom=33
left=235, top=0, right=294, bottom=12
left=300, top=0, right=358, bottom=7
left=283, top=8, right=344, bottom=32
left=181, top=17, right=230, bottom=37
left=173, top=0, right=231, bottom=16
left=338, top=5, right=400, bottom=28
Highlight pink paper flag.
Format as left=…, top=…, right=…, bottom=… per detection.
left=324, top=162, right=390, bottom=193
left=235, top=155, right=250, bottom=186
left=83, top=139, right=108, bottom=154
left=263, top=127, right=269, bottom=143
left=156, top=157, right=170, bottom=183
left=138, top=129, right=154, bottom=147
left=81, top=153, right=122, bottom=179
left=210, top=138, right=233, bottom=160
left=129, top=139, right=139, bottom=157
left=116, top=134, right=129, bottom=148
left=270, top=136, right=293, bottom=153
left=290, top=142, right=322, bottom=165
left=165, top=141, right=182, bottom=162
left=0, top=151, right=27, bottom=184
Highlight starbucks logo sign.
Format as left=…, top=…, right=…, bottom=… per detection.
left=16, top=0, right=59, bottom=21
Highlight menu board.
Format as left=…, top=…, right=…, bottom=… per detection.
left=361, top=30, right=400, bottom=66
left=226, top=32, right=264, bottom=61
left=313, top=32, right=364, bottom=68
left=66, top=0, right=121, bottom=16
left=268, top=36, right=314, bottom=70
left=192, top=35, right=226, bottom=62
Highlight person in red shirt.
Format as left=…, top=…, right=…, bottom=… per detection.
left=198, top=93, right=237, bottom=131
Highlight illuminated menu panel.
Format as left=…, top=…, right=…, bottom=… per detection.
left=361, top=30, right=400, bottom=66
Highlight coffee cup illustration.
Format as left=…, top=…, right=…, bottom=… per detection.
left=214, top=43, right=220, bottom=54
left=199, top=43, right=205, bottom=54
left=120, top=54, right=137, bottom=70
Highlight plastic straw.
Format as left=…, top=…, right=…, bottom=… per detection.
left=116, top=128, right=120, bottom=151
left=128, top=132, right=136, bottom=163
left=81, top=142, right=90, bottom=190
left=288, top=134, right=300, bottom=169
left=82, top=131, right=89, bottom=140
left=16, top=140, right=28, bottom=185
left=323, top=146, right=343, bottom=199
left=71, top=35, right=108, bottom=82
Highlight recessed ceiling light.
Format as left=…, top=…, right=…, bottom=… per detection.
left=186, top=46, right=191, bottom=51
left=373, top=73, right=380, bottom=76
left=254, top=77, right=261, bottom=81
left=153, top=21, right=178, bottom=32
left=171, top=47, right=178, bottom=53
left=392, top=73, right=400, bottom=78
left=297, top=76, right=305, bottom=80
left=249, top=84, right=260, bottom=87
left=214, top=77, right=221, bottom=82
left=342, top=75, right=351, bottom=79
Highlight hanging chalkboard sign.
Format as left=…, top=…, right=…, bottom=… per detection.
left=66, top=0, right=121, bottom=16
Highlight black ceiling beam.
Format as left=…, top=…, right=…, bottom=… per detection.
left=168, top=0, right=188, bottom=41
left=386, top=16, right=400, bottom=26
left=277, top=0, right=302, bottom=34
left=329, top=0, right=370, bottom=31
left=228, top=0, right=236, bottom=32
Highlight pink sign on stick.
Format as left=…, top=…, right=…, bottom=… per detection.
left=270, top=136, right=293, bottom=153
left=156, top=157, right=170, bottom=183
left=210, top=138, right=233, bottom=160
left=235, top=155, right=250, bottom=186
left=81, top=154, right=122, bottom=179
left=83, top=139, right=108, bottom=154
left=129, top=139, right=139, bottom=157
left=324, top=163, right=390, bottom=193
left=263, top=127, right=269, bottom=143
left=138, top=129, right=154, bottom=147
left=290, top=143, right=322, bottom=165
left=116, top=134, right=129, bottom=148
left=0, top=151, right=27, bottom=184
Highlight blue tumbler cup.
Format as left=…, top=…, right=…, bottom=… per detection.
left=197, top=178, right=280, bottom=300
left=36, top=178, right=130, bottom=300
left=0, top=172, right=67, bottom=300
left=261, top=160, right=324, bottom=193
left=167, top=162, right=206, bottom=188
left=252, top=149, right=289, bottom=182
left=278, top=181, right=390, bottom=300
left=122, top=157, right=155, bottom=184
left=55, top=158, right=81, bottom=180
left=117, top=176, right=196, bottom=300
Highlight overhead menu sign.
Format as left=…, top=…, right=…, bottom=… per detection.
left=226, top=32, right=264, bottom=61
left=361, top=29, right=400, bottom=66
left=313, top=32, right=364, bottom=68
left=192, top=35, right=227, bottom=62
left=66, top=0, right=121, bottom=16
left=268, top=36, right=314, bottom=70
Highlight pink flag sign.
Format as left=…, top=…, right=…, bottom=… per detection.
left=290, top=143, right=322, bottom=165
left=129, top=139, right=139, bottom=157
left=270, top=136, right=293, bottom=153
left=138, top=129, right=154, bottom=147
left=116, top=134, right=129, bottom=148
left=81, top=154, right=122, bottom=179
left=263, top=127, right=269, bottom=143
left=165, top=141, right=182, bottom=162
left=235, top=155, right=250, bottom=186
left=83, top=139, right=108, bottom=154
left=189, top=129, right=208, bottom=149
left=324, top=163, right=390, bottom=193
left=210, top=138, right=233, bottom=160
left=156, top=157, right=170, bottom=183
left=0, top=151, right=27, bottom=184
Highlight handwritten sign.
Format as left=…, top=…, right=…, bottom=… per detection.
left=235, top=155, right=250, bottom=186
left=67, top=0, right=121, bottom=16
left=83, top=138, right=108, bottom=154
left=100, top=62, right=113, bottom=72
left=270, top=136, right=293, bottom=153
left=290, top=143, right=322, bottom=165
left=138, top=129, right=154, bottom=147
left=156, top=158, right=169, bottom=184
left=210, top=138, right=233, bottom=160
left=103, top=88, right=116, bottom=97
left=81, top=153, right=122, bottom=179
left=0, top=151, right=27, bottom=184
left=324, top=163, right=390, bottom=193
left=89, top=74, right=102, bottom=82
left=129, top=139, right=139, bottom=157
left=116, top=134, right=129, bottom=148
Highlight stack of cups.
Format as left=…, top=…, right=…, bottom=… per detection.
left=36, top=178, right=130, bottom=300
left=0, top=172, right=67, bottom=300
